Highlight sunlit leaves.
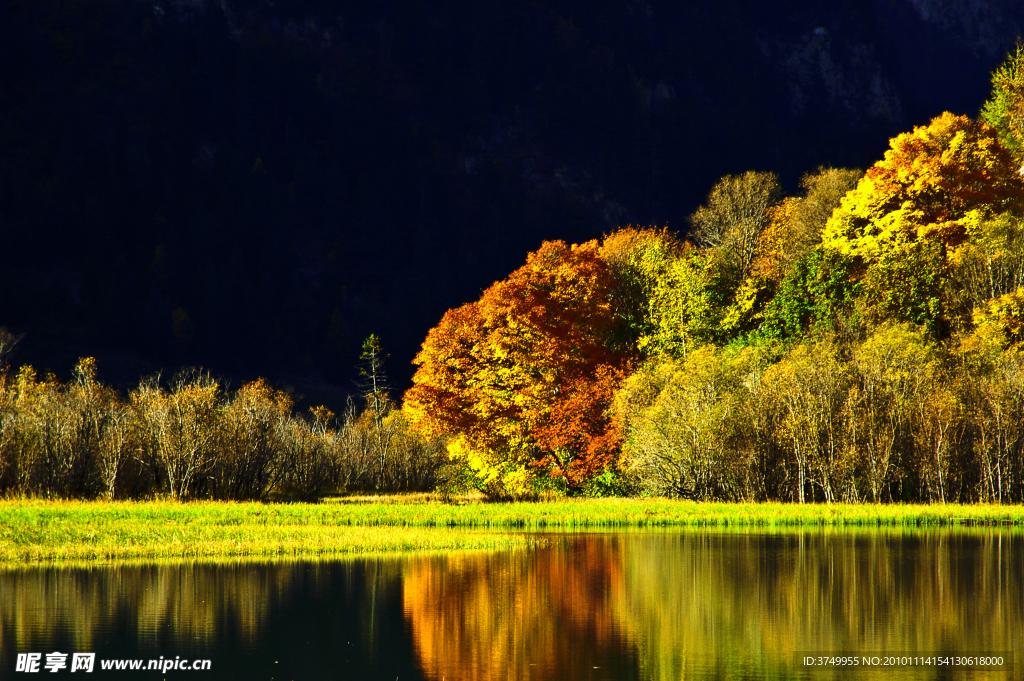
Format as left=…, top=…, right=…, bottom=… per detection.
left=760, top=340, right=855, bottom=503
left=642, top=250, right=725, bottom=357
left=0, top=360, right=447, bottom=500
left=972, top=287, right=1024, bottom=350
left=403, top=68, right=1024, bottom=502
left=981, top=41, right=1024, bottom=159
left=948, top=212, right=1024, bottom=329
left=617, top=348, right=751, bottom=500
left=597, top=227, right=682, bottom=351
left=404, top=239, right=630, bottom=495
left=761, top=248, right=860, bottom=339
left=823, top=112, right=1024, bottom=262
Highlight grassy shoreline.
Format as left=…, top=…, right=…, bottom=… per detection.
left=2, top=498, right=1022, bottom=564
left=320, top=496, right=1024, bottom=527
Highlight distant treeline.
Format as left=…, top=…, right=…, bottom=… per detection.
left=0, top=358, right=446, bottom=500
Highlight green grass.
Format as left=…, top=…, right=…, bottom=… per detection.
left=0, top=499, right=538, bottom=564
left=1, top=498, right=1021, bottom=565
left=322, top=496, right=1024, bottom=527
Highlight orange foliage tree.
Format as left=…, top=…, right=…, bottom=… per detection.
left=404, top=240, right=630, bottom=493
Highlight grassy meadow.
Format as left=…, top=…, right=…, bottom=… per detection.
left=1, top=497, right=1022, bottom=565
left=0, top=499, right=538, bottom=564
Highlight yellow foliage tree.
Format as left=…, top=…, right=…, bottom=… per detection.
left=822, top=112, right=1024, bottom=262
left=972, top=287, right=1024, bottom=349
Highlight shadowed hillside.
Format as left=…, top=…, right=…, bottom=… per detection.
left=2, top=0, right=1023, bottom=402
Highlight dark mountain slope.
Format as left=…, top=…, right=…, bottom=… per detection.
left=2, top=0, right=1021, bottom=404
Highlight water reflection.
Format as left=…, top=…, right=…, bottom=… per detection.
left=1, top=530, right=1021, bottom=680
left=403, top=541, right=638, bottom=681
left=609, top=530, right=1023, bottom=680
left=1, top=559, right=418, bottom=680
left=402, top=530, right=1023, bottom=681
left=1, top=562, right=288, bottom=652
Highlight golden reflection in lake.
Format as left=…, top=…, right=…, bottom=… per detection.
left=2, top=530, right=1021, bottom=680
left=402, top=538, right=637, bottom=681
left=403, top=530, right=1023, bottom=681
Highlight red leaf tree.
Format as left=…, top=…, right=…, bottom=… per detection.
left=404, top=239, right=630, bottom=492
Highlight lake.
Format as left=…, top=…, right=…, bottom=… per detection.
left=2, top=529, right=1020, bottom=680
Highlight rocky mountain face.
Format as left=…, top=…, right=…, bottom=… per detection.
left=905, top=0, right=1020, bottom=56
left=2, top=0, right=1023, bottom=400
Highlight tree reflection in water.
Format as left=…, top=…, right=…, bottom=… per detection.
left=403, top=537, right=638, bottom=681
left=402, top=530, right=1023, bottom=681
left=1, top=530, right=1021, bottom=681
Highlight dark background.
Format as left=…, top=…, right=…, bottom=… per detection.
left=2, top=0, right=1022, bottom=409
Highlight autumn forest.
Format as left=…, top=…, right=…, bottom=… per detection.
left=5, top=7, right=1024, bottom=504
left=404, top=48, right=1024, bottom=503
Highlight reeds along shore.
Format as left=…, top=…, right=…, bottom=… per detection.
left=0, top=359, right=448, bottom=502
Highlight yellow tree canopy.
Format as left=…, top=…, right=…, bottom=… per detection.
left=822, top=112, right=1024, bottom=261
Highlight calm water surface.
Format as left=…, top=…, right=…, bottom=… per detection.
left=2, top=529, right=1021, bottom=680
